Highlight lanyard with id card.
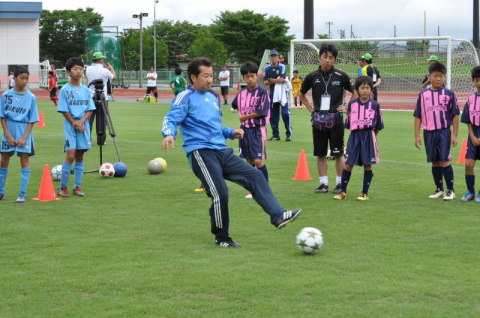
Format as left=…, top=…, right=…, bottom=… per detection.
left=320, top=94, right=331, bottom=111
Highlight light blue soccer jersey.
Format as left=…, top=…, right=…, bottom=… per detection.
left=57, top=83, right=96, bottom=151
left=0, top=89, right=39, bottom=155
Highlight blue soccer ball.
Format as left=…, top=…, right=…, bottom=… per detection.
left=113, top=162, right=127, bottom=177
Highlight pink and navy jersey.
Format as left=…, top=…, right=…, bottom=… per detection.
left=413, top=88, right=460, bottom=131
left=461, top=93, right=480, bottom=127
left=345, top=98, right=384, bottom=131
left=232, top=86, right=270, bottom=128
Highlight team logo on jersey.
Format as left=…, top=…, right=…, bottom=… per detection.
left=314, top=79, right=321, bottom=83
left=331, top=81, right=340, bottom=86
left=439, top=95, right=450, bottom=104
left=15, top=97, right=21, bottom=103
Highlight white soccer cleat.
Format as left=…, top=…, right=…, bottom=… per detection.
left=428, top=189, right=444, bottom=199
left=443, top=190, right=455, bottom=201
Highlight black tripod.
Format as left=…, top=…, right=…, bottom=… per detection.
left=85, top=80, right=121, bottom=172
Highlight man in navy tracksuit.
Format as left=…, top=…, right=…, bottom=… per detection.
left=162, top=57, right=301, bottom=248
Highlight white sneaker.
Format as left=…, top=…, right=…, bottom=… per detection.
left=245, top=192, right=253, bottom=199
left=428, top=189, right=444, bottom=199
left=443, top=190, right=455, bottom=201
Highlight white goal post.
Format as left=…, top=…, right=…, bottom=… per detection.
left=290, top=36, right=480, bottom=109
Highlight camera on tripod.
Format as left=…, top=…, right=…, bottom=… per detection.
left=89, top=79, right=105, bottom=99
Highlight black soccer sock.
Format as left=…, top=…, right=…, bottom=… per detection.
left=432, top=166, right=444, bottom=191
left=466, top=174, right=475, bottom=194
left=341, top=169, right=352, bottom=192
left=362, top=170, right=373, bottom=194
left=443, top=165, right=454, bottom=191
left=258, top=165, right=269, bottom=183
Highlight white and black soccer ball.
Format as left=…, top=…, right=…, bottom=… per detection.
left=51, top=165, right=62, bottom=181
left=99, top=162, right=115, bottom=178
left=295, top=227, right=324, bottom=254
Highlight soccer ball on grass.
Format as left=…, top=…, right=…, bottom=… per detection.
left=99, top=163, right=115, bottom=178
left=51, top=165, right=62, bottom=181
left=113, top=162, right=127, bottom=177
left=147, top=157, right=167, bottom=174
left=295, top=227, right=324, bottom=254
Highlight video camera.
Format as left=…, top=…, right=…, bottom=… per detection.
left=88, top=79, right=105, bottom=95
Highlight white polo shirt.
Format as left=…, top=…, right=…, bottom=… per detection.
left=85, top=63, right=114, bottom=96
left=146, top=72, right=157, bottom=87
left=219, top=70, right=230, bottom=87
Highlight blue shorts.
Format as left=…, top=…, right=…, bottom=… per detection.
left=0, top=119, right=35, bottom=156
left=345, top=130, right=379, bottom=166
left=239, top=126, right=267, bottom=160
left=423, top=129, right=451, bottom=162
left=63, top=120, right=92, bottom=151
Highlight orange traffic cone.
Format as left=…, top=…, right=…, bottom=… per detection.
left=33, top=164, right=60, bottom=201
left=456, top=138, right=467, bottom=164
left=37, top=112, right=45, bottom=127
left=291, top=149, right=313, bottom=180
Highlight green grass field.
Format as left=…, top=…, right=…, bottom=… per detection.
left=1, top=101, right=479, bottom=317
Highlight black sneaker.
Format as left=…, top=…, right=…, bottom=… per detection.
left=314, top=184, right=328, bottom=193
left=286, top=136, right=292, bottom=141
left=332, top=184, right=342, bottom=194
left=268, top=136, right=280, bottom=141
left=215, top=238, right=242, bottom=248
left=274, top=208, right=302, bottom=229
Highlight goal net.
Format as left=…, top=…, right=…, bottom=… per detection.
left=290, top=37, right=479, bottom=109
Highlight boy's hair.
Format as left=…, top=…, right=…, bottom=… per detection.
left=65, top=58, right=85, bottom=71
left=293, top=70, right=299, bottom=74
left=14, top=66, right=29, bottom=77
left=48, top=71, right=54, bottom=76
left=319, top=44, right=338, bottom=59
left=428, top=62, right=447, bottom=75
left=355, top=76, right=374, bottom=90
left=240, top=61, right=259, bottom=76
left=471, top=66, right=480, bottom=79
left=175, top=67, right=182, bottom=75
left=187, top=58, right=213, bottom=84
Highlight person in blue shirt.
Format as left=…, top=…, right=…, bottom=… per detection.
left=0, top=66, right=39, bottom=202
left=57, top=58, right=96, bottom=198
left=162, top=57, right=301, bottom=248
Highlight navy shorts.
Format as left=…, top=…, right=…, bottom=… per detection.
left=466, top=136, right=480, bottom=160
left=50, top=87, right=57, bottom=97
left=239, top=126, right=267, bottom=160
left=345, top=130, right=379, bottom=166
left=423, top=129, right=451, bottom=162
left=221, top=86, right=229, bottom=96
left=312, top=113, right=344, bottom=157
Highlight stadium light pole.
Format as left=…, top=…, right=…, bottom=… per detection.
left=154, top=0, right=159, bottom=71
left=133, top=12, right=148, bottom=88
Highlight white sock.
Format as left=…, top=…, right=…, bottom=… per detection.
left=336, top=176, right=342, bottom=185
left=319, top=176, right=328, bottom=185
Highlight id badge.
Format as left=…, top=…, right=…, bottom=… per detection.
left=372, top=73, right=377, bottom=82
left=321, top=94, right=331, bottom=111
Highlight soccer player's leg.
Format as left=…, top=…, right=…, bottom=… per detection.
left=269, top=102, right=281, bottom=140
left=425, top=130, right=444, bottom=198
left=59, top=125, right=77, bottom=197
left=313, top=127, right=329, bottom=193
left=280, top=103, right=292, bottom=140
left=0, top=151, right=13, bottom=200
left=330, top=121, right=345, bottom=194
left=437, top=129, right=455, bottom=200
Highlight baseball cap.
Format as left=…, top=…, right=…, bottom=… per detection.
left=270, top=50, right=279, bottom=56
left=427, top=55, right=439, bottom=61
left=92, top=52, right=106, bottom=59
left=361, top=53, right=372, bottom=60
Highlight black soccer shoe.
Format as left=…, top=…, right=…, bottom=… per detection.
left=215, top=238, right=242, bottom=248
left=274, top=208, right=302, bottom=229
left=314, top=184, right=328, bottom=193
left=332, top=184, right=342, bottom=195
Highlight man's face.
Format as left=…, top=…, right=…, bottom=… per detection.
left=269, top=55, right=279, bottom=65
left=319, top=51, right=335, bottom=70
left=150, top=67, right=154, bottom=72
left=222, top=65, right=227, bottom=71
left=191, top=65, right=213, bottom=92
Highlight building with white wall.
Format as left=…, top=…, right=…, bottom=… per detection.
left=0, top=2, right=42, bottom=89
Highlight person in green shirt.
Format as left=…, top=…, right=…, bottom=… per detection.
left=169, top=67, right=187, bottom=96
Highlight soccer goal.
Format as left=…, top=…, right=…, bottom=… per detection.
left=290, top=36, right=479, bottom=109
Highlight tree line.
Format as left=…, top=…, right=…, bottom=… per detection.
left=40, top=8, right=294, bottom=70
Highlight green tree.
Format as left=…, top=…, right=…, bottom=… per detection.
left=154, top=19, right=206, bottom=68
left=188, top=30, right=227, bottom=66
left=121, top=28, right=168, bottom=71
left=40, top=8, right=103, bottom=65
left=211, top=10, right=294, bottom=64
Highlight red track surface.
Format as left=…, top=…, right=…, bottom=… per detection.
left=1, top=89, right=470, bottom=111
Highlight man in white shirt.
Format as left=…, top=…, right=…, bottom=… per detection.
left=86, top=51, right=115, bottom=97
left=146, top=66, right=158, bottom=102
left=218, top=64, right=230, bottom=105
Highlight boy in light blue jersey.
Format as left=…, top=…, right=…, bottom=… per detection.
left=162, top=57, right=301, bottom=248
left=57, top=58, right=95, bottom=197
left=0, top=66, right=39, bottom=202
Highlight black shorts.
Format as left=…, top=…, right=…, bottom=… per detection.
left=312, top=115, right=344, bottom=157
left=107, top=79, right=112, bottom=94
left=221, top=86, right=229, bottom=96
left=146, top=86, right=158, bottom=97
left=50, top=87, right=57, bottom=97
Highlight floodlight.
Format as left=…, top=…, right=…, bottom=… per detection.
left=132, top=14, right=139, bottom=18
left=142, top=13, right=148, bottom=17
